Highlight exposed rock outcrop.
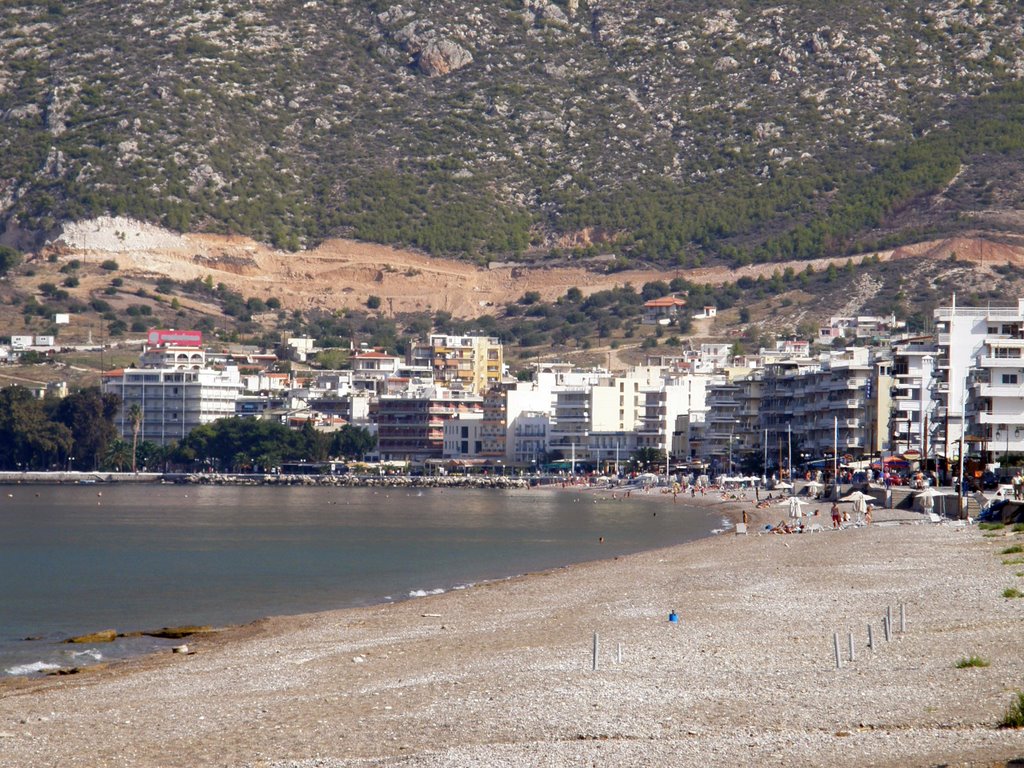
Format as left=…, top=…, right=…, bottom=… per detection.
left=65, top=629, right=117, bottom=644
left=417, top=39, right=473, bottom=77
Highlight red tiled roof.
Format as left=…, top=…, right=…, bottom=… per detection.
left=644, top=297, right=687, bottom=308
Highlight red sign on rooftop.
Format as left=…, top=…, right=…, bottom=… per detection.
left=147, top=329, right=203, bottom=347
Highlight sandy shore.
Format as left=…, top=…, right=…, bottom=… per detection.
left=1, top=493, right=1023, bottom=767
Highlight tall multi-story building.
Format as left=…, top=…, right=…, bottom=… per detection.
left=890, top=336, right=939, bottom=459
left=373, top=387, right=483, bottom=463
left=934, top=298, right=1024, bottom=466
left=478, top=385, right=511, bottom=460
left=102, top=342, right=242, bottom=445
left=508, top=411, right=550, bottom=467
left=409, top=334, right=503, bottom=394
left=801, top=347, right=873, bottom=458
left=704, top=372, right=760, bottom=473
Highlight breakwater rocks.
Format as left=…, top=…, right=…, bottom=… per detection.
left=169, top=473, right=531, bottom=490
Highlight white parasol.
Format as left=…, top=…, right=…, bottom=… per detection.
left=802, top=480, right=824, bottom=496
left=915, top=486, right=950, bottom=512
left=778, top=495, right=808, bottom=519
left=839, top=490, right=872, bottom=516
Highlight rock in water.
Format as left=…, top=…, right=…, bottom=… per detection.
left=65, top=629, right=117, bottom=644
left=142, top=625, right=213, bottom=639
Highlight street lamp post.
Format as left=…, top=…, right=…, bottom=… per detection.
left=728, top=422, right=736, bottom=476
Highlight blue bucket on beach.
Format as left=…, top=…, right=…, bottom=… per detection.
left=668, top=611, right=678, bottom=623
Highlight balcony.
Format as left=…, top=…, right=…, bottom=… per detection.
left=978, top=383, right=1024, bottom=398
left=979, top=355, right=1024, bottom=368
left=978, top=412, right=1024, bottom=426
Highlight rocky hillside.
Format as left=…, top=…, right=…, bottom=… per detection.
left=3, top=1, right=1024, bottom=266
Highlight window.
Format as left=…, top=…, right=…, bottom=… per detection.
left=1001, top=373, right=1019, bottom=385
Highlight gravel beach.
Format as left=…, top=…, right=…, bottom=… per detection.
left=1, top=492, right=1023, bottom=767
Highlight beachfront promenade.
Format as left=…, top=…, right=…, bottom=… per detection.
left=0, top=470, right=532, bottom=489
left=1, top=490, right=1022, bottom=767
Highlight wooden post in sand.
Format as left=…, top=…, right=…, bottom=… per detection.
left=899, top=603, right=906, bottom=633
left=592, top=632, right=599, bottom=671
left=883, top=613, right=891, bottom=642
left=617, top=643, right=623, bottom=664
left=848, top=632, right=855, bottom=662
left=867, top=624, right=874, bottom=651
left=833, top=632, right=842, bottom=669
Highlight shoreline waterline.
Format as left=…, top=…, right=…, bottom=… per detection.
left=1, top=497, right=1021, bottom=767
left=0, top=484, right=723, bottom=680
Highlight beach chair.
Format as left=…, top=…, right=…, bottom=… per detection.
left=928, top=512, right=942, bottom=524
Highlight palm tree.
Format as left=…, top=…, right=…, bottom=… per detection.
left=128, top=404, right=143, bottom=473
left=103, top=439, right=132, bottom=472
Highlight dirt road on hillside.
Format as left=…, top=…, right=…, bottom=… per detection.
left=47, top=217, right=1024, bottom=318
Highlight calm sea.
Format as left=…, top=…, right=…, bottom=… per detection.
left=0, top=484, right=721, bottom=676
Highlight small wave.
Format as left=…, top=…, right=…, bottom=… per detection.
left=5, top=661, right=62, bottom=676
left=70, top=648, right=103, bottom=661
left=408, top=588, right=445, bottom=598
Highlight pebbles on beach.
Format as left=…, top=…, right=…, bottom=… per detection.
left=0, top=495, right=1022, bottom=767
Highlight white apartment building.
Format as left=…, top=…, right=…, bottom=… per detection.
left=443, top=412, right=485, bottom=460
left=350, top=351, right=403, bottom=393
left=934, top=299, right=1022, bottom=464
left=636, top=373, right=711, bottom=461
left=933, top=298, right=1024, bottom=466
left=705, top=348, right=878, bottom=474
left=103, top=346, right=243, bottom=445
left=890, top=337, right=939, bottom=458
left=508, top=411, right=550, bottom=467
left=798, top=347, right=873, bottom=458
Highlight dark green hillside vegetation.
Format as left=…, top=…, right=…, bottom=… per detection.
left=4, top=1, right=1024, bottom=264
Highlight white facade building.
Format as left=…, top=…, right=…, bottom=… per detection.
left=102, top=346, right=243, bottom=445
left=443, top=412, right=485, bottom=460
left=934, top=298, right=1024, bottom=465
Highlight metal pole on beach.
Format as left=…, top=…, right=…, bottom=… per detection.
left=592, top=632, right=599, bottom=671
left=787, top=422, right=792, bottom=483
left=763, top=428, right=768, bottom=483
left=833, top=417, right=839, bottom=500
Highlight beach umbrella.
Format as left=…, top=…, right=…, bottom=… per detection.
left=840, top=490, right=872, bottom=516
left=915, top=486, right=950, bottom=513
left=773, top=481, right=793, bottom=493
left=802, top=480, right=824, bottom=496
left=778, top=495, right=807, bottom=520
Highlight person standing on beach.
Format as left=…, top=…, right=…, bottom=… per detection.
left=831, top=501, right=841, bottom=529
left=864, top=503, right=873, bottom=525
